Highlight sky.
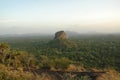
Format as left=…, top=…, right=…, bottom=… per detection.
left=0, top=0, right=120, bottom=34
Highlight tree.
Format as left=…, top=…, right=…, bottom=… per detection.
left=0, top=43, right=10, bottom=64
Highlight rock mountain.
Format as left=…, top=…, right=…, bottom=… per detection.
left=54, top=31, right=67, bottom=40
left=48, top=30, right=77, bottom=49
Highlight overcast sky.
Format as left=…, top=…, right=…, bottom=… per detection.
left=0, top=0, right=120, bottom=34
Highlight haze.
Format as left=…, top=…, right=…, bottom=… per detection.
left=0, top=0, right=120, bottom=34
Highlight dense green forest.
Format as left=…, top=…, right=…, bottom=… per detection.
left=0, top=34, right=120, bottom=71
left=0, top=34, right=120, bottom=80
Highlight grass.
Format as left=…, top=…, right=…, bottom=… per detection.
left=96, top=69, right=120, bottom=80
left=0, top=64, right=120, bottom=80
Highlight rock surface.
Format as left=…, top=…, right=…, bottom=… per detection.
left=48, top=30, right=77, bottom=49
left=54, top=31, right=67, bottom=40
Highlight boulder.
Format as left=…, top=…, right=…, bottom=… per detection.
left=54, top=31, right=67, bottom=40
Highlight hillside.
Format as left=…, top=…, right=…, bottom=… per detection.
left=0, top=31, right=120, bottom=80
left=48, top=31, right=77, bottom=49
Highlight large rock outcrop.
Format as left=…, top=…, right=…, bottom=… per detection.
left=48, top=31, right=77, bottom=49
left=54, top=31, right=67, bottom=40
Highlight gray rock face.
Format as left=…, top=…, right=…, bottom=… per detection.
left=54, top=31, right=67, bottom=39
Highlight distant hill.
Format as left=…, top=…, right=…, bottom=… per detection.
left=48, top=31, right=77, bottom=49
left=66, top=31, right=80, bottom=38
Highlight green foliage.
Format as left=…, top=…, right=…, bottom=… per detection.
left=38, top=55, right=71, bottom=70
left=53, top=57, right=71, bottom=69
left=0, top=71, right=26, bottom=80
left=0, top=35, right=120, bottom=79
left=2, top=35, right=119, bottom=71
left=48, top=39, right=77, bottom=49
left=0, top=71, right=9, bottom=80
left=0, top=42, right=38, bottom=70
left=0, top=42, right=10, bottom=64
